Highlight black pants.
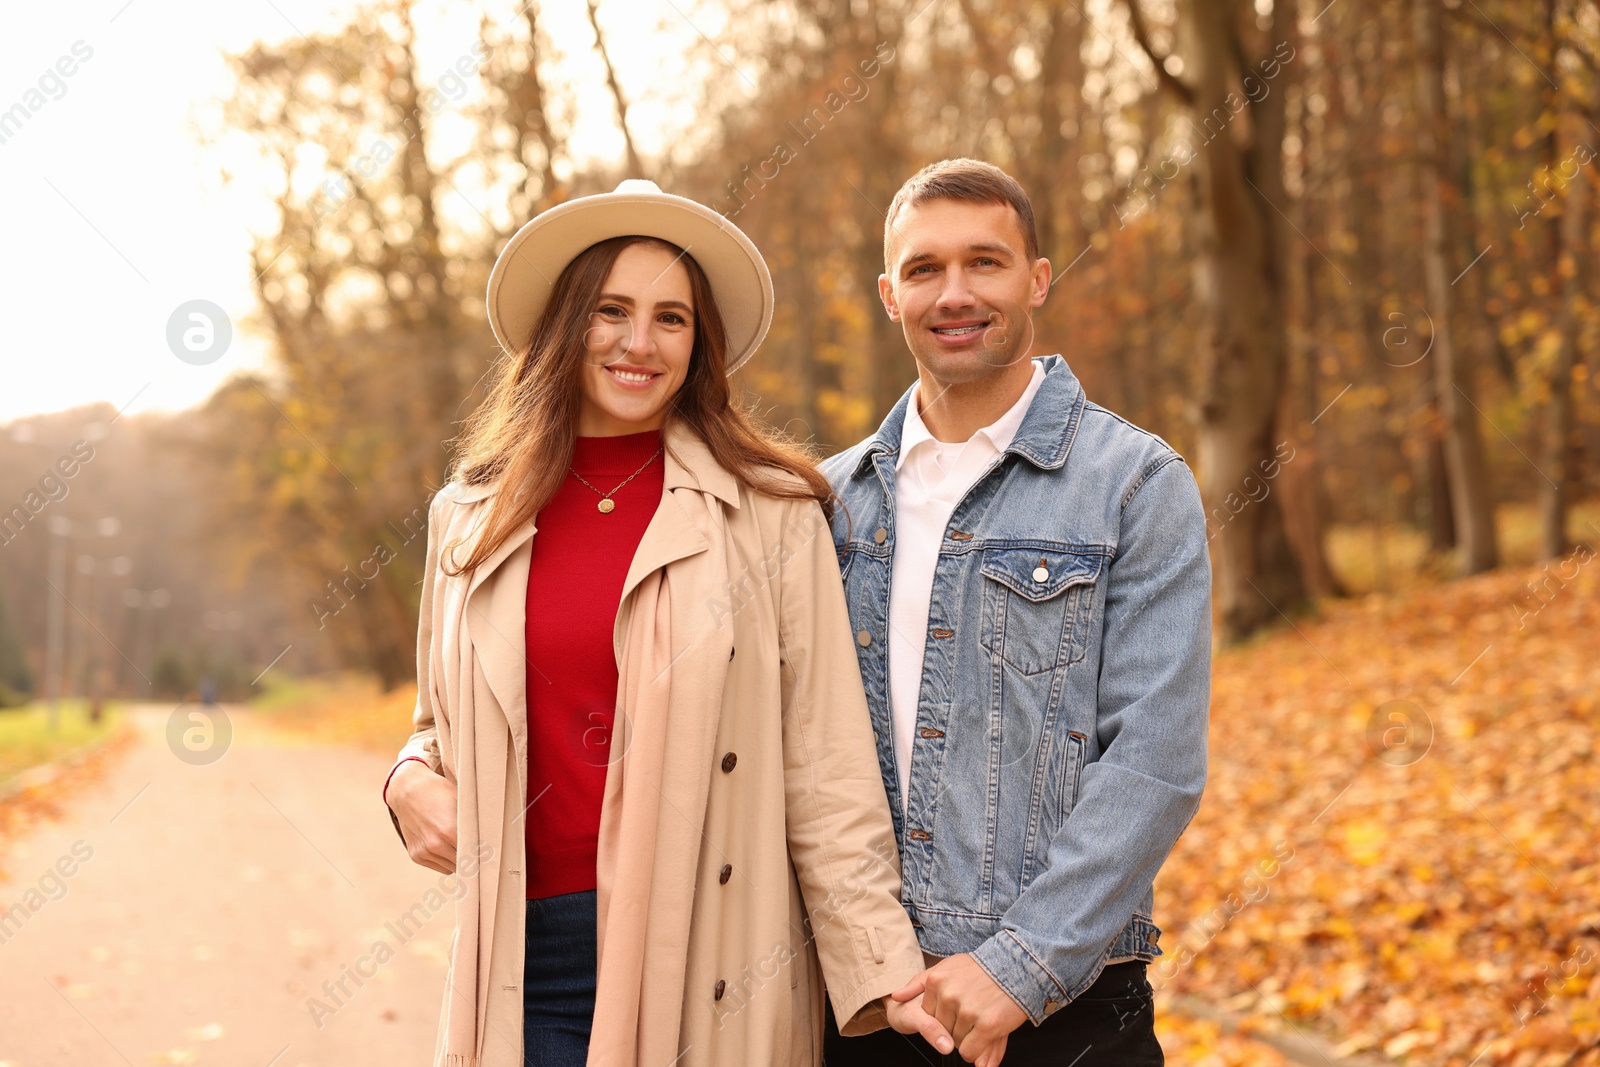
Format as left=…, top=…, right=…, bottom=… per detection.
left=823, top=960, right=1163, bottom=1067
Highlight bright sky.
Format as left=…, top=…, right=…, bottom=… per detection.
left=0, top=0, right=715, bottom=424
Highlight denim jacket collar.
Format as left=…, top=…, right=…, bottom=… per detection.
left=852, top=354, right=1087, bottom=475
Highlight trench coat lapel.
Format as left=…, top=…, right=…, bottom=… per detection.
left=618, top=489, right=708, bottom=608
left=463, top=518, right=536, bottom=736
left=617, top=426, right=741, bottom=615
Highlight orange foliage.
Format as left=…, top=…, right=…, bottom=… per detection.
left=1156, top=558, right=1600, bottom=1065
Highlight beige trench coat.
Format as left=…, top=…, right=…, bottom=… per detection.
left=388, top=423, right=925, bottom=1067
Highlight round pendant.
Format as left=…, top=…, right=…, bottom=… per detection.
left=597, top=498, right=616, bottom=514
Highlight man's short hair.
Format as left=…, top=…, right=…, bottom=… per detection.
left=883, top=158, right=1040, bottom=267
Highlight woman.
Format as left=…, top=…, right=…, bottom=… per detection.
left=381, top=181, right=951, bottom=1067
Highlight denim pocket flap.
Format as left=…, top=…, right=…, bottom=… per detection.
left=979, top=546, right=1107, bottom=603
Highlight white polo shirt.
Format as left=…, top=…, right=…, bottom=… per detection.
left=888, top=360, right=1046, bottom=811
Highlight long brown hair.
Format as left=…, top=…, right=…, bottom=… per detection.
left=443, top=234, right=831, bottom=577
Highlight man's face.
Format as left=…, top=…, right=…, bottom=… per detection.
left=879, top=198, right=1051, bottom=387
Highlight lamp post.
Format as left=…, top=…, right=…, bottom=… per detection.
left=44, top=515, right=120, bottom=731
left=44, top=518, right=69, bottom=731
left=123, top=586, right=170, bottom=692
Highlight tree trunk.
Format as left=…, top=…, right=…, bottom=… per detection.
left=1030, top=3, right=1087, bottom=264
left=1411, top=0, right=1498, bottom=574
left=1178, top=0, right=1310, bottom=640
left=860, top=22, right=915, bottom=419
left=1425, top=398, right=1457, bottom=552
left=1541, top=136, right=1587, bottom=557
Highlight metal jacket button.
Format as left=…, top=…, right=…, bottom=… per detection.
left=856, top=629, right=872, bottom=647
left=719, top=864, right=732, bottom=884
left=721, top=751, right=737, bottom=773
left=1033, top=558, right=1049, bottom=582
left=873, top=527, right=888, bottom=544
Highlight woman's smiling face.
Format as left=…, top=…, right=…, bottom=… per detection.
left=576, top=240, right=696, bottom=437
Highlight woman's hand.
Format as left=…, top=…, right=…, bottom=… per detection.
left=883, top=992, right=956, bottom=1057
left=387, top=760, right=458, bottom=873
left=892, top=954, right=1026, bottom=1065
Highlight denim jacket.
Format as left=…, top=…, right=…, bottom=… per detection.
left=820, top=355, right=1211, bottom=1024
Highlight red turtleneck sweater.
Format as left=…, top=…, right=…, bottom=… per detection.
left=523, top=430, right=664, bottom=900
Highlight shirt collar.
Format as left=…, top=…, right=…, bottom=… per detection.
left=895, top=359, right=1046, bottom=472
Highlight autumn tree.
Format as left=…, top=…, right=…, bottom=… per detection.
left=1125, top=0, right=1333, bottom=640
left=1411, top=0, right=1500, bottom=574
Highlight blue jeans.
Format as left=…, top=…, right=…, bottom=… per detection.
left=523, top=890, right=596, bottom=1067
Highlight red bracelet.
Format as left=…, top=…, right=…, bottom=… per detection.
left=383, top=756, right=430, bottom=806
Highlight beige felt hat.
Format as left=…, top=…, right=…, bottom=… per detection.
left=485, top=179, right=773, bottom=375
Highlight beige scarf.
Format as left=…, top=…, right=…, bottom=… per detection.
left=588, top=486, right=730, bottom=1067
left=440, top=569, right=499, bottom=1067
left=438, top=507, right=530, bottom=1067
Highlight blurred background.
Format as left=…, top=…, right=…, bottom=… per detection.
left=0, top=1, right=1595, bottom=1065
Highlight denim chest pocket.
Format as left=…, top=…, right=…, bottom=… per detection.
left=979, top=545, right=1107, bottom=675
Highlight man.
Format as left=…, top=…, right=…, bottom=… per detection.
left=820, top=158, right=1211, bottom=1066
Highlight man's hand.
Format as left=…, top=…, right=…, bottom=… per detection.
left=883, top=991, right=956, bottom=1056
left=387, top=760, right=458, bottom=874
left=892, top=953, right=1028, bottom=1065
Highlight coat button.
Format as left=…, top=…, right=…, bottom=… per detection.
left=719, top=864, right=732, bottom=884
left=873, top=527, right=887, bottom=544
left=714, top=979, right=726, bottom=1000
left=856, top=629, right=872, bottom=647
left=1034, top=558, right=1049, bottom=582
left=721, top=751, right=737, bottom=773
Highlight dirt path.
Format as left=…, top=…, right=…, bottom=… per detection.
left=0, top=705, right=453, bottom=1067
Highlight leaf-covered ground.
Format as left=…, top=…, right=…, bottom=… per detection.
left=1155, top=552, right=1599, bottom=1066
left=0, top=724, right=134, bottom=880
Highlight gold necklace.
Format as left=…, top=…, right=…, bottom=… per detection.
left=569, top=445, right=663, bottom=513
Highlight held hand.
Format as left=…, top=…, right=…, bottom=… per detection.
left=974, top=1033, right=1009, bottom=1067
left=883, top=992, right=956, bottom=1056
left=891, top=953, right=1028, bottom=1064
left=387, top=760, right=458, bottom=874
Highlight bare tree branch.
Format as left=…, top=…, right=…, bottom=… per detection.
left=1124, top=0, right=1196, bottom=106
left=587, top=0, right=645, bottom=179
